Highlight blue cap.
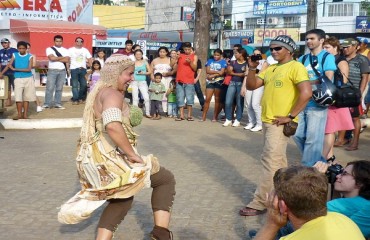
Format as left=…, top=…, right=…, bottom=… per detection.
left=357, top=37, right=369, bottom=44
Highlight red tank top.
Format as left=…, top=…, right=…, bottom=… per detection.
left=176, top=53, right=195, bottom=84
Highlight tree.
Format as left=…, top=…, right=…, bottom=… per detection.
left=193, top=0, right=212, bottom=91
left=361, top=0, right=370, bottom=16
left=94, top=0, right=112, bottom=5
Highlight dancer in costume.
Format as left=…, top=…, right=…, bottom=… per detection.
left=58, top=55, right=176, bottom=240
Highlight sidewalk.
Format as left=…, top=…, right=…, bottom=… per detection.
left=0, top=86, right=84, bottom=129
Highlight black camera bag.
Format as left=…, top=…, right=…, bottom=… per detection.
left=334, top=82, right=361, bottom=108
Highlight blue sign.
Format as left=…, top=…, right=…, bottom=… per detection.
left=356, top=16, right=370, bottom=33
left=253, top=0, right=307, bottom=15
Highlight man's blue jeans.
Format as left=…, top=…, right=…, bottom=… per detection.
left=293, top=106, right=328, bottom=166
left=71, top=68, right=87, bottom=102
left=225, top=81, right=243, bottom=121
left=44, top=69, right=66, bottom=106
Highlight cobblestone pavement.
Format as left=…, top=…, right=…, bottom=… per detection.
left=0, top=109, right=369, bottom=240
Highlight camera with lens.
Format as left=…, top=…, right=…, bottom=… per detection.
left=251, top=54, right=262, bottom=62
left=326, top=163, right=344, bottom=184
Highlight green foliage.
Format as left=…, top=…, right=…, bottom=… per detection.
left=224, top=19, right=232, bottom=30
left=94, top=0, right=112, bottom=5
left=361, top=0, right=370, bottom=16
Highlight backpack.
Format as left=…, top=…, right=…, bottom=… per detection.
left=301, top=52, right=337, bottom=107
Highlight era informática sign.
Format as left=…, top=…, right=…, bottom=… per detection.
left=0, top=0, right=93, bottom=29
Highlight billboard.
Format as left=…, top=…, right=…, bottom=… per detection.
left=253, top=0, right=307, bottom=15
left=254, top=28, right=300, bottom=45
left=356, top=16, right=370, bottom=33
left=0, top=0, right=93, bottom=29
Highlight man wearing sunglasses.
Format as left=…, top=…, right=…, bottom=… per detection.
left=69, top=37, right=92, bottom=105
left=336, top=38, right=370, bottom=151
left=239, top=35, right=312, bottom=216
left=293, top=29, right=337, bottom=167
left=0, top=38, right=18, bottom=107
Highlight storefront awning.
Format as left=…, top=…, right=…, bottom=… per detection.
left=128, top=31, right=193, bottom=43
left=10, top=19, right=107, bottom=39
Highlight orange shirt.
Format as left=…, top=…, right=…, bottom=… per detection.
left=176, top=53, right=195, bottom=84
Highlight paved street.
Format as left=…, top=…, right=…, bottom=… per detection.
left=0, top=112, right=369, bottom=240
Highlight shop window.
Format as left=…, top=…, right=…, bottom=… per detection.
left=327, top=3, right=354, bottom=17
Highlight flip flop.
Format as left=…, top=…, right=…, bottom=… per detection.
left=175, top=117, right=184, bottom=121
left=239, top=207, right=266, bottom=216
left=187, top=117, right=194, bottom=121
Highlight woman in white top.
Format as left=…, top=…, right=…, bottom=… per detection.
left=241, top=49, right=268, bottom=132
left=132, top=49, right=152, bottom=118
left=151, top=47, right=176, bottom=113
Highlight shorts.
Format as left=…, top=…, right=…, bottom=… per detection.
left=349, top=105, right=362, bottom=118
left=176, top=82, right=195, bottom=107
left=206, top=81, right=223, bottom=89
left=14, top=76, right=36, bottom=102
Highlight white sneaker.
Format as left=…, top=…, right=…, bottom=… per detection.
left=244, top=123, right=254, bottom=130
left=250, top=125, right=263, bottom=132
left=37, top=106, right=43, bottom=112
left=223, top=119, right=232, bottom=127
left=54, top=105, right=66, bottom=110
left=232, top=120, right=240, bottom=127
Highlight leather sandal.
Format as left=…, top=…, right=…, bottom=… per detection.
left=345, top=145, right=358, bottom=151
left=239, top=207, right=266, bottom=216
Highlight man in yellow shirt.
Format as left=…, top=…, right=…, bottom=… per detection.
left=254, top=166, right=364, bottom=240
left=239, top=35, right=312, bottom=216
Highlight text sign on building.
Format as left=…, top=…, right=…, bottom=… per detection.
left=254, top=28, right=300, bottom=44
left=223, top=30, right=254, bottom=38
left=0, top=0, right=93, bottom=29
left=253, top=0, right=307, bottom=15
left=356, top=16, right=370, bottom=33
left=94, top=38, right=127, bottom=48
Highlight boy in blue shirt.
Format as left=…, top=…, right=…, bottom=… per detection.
left=6, top=41, right=35, bottom=119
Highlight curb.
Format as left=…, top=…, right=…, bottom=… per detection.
left=0, top=118, right=83, bottom=130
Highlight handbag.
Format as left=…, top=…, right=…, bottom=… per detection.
left=283, top=121, right=298, bottom=137
left=223, top=74, right=232, bottom=85
left=333, top=71, right=361, bottom=108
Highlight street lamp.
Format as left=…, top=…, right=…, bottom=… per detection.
left=187, top=20, right=195, bottom=31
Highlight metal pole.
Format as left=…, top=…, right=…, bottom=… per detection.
left=220, top=0, right=224, bottom=50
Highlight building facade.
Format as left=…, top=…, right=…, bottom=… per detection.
left=145, top=0, right=195, bottom=31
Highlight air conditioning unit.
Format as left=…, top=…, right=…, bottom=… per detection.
left=257, top=18, right=265, bottom=25
left=267, top=17, right=279, bottom=25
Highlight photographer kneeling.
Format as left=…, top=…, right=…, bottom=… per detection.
left=254, top=165, right=365, bottom=240
left=317, top=160, right=370, bottom=238
left=256, top=161, right=370, bottom=239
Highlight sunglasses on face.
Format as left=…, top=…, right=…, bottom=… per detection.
left=76, top=40, right=84, bottom=43
left=270, top=46, right=283, bottom=52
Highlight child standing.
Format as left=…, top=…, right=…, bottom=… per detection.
left=85, top=60, right=101, bottom=92
left=149, top=72, right=166, bottom=120
left=166, top=79, right=177, bottom=118
left=6, top=41, right=35, bottom=119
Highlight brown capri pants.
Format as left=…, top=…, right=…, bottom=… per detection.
left=98, top=167, right=176, bottom=232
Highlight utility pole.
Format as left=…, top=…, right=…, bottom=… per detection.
left=219, top=0, right=224, bottom=50
left=193, top=0, right=212, bottom=91
left=306, top=0, right=318, bottom=32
